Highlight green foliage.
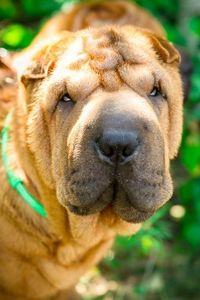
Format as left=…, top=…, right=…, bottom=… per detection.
left=0, top=0, right=16, bottom=19
left=0, top=0, right=200, bottom=299
left=21, top=0, right=71, bottom=18
left=0, top=24, right=35, bottom=49
left=189, top=16, right=200, bottom=37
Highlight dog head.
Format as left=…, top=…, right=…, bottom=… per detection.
left=19, top=26, right=183, bottom=223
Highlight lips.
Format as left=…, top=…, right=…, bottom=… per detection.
left=112, top=194, right=155, bottom=223
left=111, top=183, right=155, bottom=223
left=64, top=182, right=156, bottom=223
left=65, top=184, right=114, bottom=215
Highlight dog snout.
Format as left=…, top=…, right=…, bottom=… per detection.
left=94, top=130, right=139, bottom=165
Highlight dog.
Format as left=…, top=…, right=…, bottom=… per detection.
left=0, top=1, right=183, bottom=299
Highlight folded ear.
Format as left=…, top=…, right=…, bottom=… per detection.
left=20, top=46, right=57, bottom=86
left=20, top=32, right=73, bottom=86
left=146, top=32, right=181, bottom=65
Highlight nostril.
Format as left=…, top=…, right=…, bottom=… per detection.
left=123, top=145, right=133, bottom=157
left=98, top=140, right=114, bottom=158
left=105, top=146, right=115, bottom=158
left=95, top=130, right=140, bottom=165
left=94, top=139, right=115, bottom=165
left=122, top=137, right=139, bottom=158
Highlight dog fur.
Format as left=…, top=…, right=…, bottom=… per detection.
left=0, top=1, right=183, bottom=299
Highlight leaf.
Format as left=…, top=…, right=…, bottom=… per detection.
left=179, top=180, right=194, bottom=204
left=181, top=134, right=200, bottom=173
left=140, top=235, right=160, bottom=254
left=164, top=23, right=186, bottom=45
left=189, top=71, right=200, bottom=103
left=188, top=16, right=200, bottom=37
left=183, top=223, right=200, bottom=247
left=0, top=0, right=16, bottom=19
left=0, top=24, right=34, bottom=49
left=191, top=104, right=200, bottom=120
left=21, top=0, right=64, bottom=17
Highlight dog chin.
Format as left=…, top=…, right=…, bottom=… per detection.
left=61, top=182, right=161, bottom=223
left=112, top=205, right=154, bottom=223
left=64, top=189, right=156, bottom=223
left=65, top=200, right=154, bottom=223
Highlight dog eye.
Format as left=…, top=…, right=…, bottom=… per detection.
left=149, top=87, right=166, bottom=100
left=149, top=87, right=161, bottom=97
left=56, top=92, right=75, bottom=112
left=60, top=93, right=74, bottom=103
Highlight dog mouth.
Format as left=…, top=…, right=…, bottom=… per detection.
left=65, top=181, right=156, bottom=223
left=111, top=181, right=155, bottom=222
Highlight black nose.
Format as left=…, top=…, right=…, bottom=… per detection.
left=95, top=130, right=139, bottom=165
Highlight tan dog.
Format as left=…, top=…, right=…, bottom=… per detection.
left=0, top=1, right=183, bottom=299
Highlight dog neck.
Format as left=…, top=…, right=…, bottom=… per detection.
left=0, top=105, right=63, bottom=242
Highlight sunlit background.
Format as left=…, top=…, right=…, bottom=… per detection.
left=0, top=0, right=200, bottom=299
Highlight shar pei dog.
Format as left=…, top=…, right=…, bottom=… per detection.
left=0, top=0, right=183, bottom=299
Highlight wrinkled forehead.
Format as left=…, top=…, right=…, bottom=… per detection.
left=48, top=28, right=167, bottom=99
left=57, top=28, right=155, bottom=71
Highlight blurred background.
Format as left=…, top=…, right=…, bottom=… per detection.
left=0, top=0, right=200, bottom=299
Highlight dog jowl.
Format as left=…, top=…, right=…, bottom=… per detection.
left=21, top=27, right=183, bottom=224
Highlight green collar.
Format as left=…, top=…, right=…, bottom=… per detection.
left=1, top=111, right=47, bottom=217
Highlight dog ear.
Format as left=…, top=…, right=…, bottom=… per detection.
left=20, top=32, right=73, bottom=86
left=147, top=33, right=181, bottom=65
left=20, top=46, right=56, bottom=86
